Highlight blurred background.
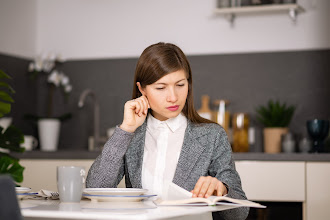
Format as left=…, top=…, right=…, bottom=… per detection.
left=0, top=0, right=329, bottom=151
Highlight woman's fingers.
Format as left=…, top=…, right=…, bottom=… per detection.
left=205, top=178, right=218, bottom=198
left=216, top=181, right=228, bottom=196
left=134, top=96, right=149, bottom=116
left=120, top=96, right=149, bottom=133
left=192, top=177, right=203, bottom=198
left=137, top=96, right=149, bottom=115
left=192, top=176, right=225, bottom=198
left=133, top=99, right=143, bottom=116
left=193, top=176, right=212, bottom=198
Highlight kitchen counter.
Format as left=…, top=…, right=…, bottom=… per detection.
left=10, top=151, right=330, bottom=161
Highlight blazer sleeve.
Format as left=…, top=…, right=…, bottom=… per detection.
left=209, top=126, right=249, bottom=220
left=86, top=126, right=134, bottom=188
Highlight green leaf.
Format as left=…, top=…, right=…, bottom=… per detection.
left=0, top=70, right=11, bottom=79
left=0, top=101, right=11, bottom=116
left=0, top=155, right=24, bottom=183
left=0, top=91, right=14, bottom=103
left=0, top=125, right=25, bottom=152
left=0, top=82, right=15, bottom=94
left=255, top=99, right=296, bottom=127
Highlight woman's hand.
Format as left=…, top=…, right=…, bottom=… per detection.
left=191, top=176, right=228, bottom=198
left=120, top=96, right=150, bottom=133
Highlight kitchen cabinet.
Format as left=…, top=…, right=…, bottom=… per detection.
left=20, top=159, right=126, bottom=192
left=306, top=162, right=330, bottom=220
left=214, top=4, right=304, bottom=23
left=235, top=161, right=305, bottom=202
left=20, top=159, right=94, bottom=192
left=20, top=159, right=329, bottom=220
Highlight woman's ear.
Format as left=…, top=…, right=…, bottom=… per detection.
left=136, top=82, right=146, bottom=96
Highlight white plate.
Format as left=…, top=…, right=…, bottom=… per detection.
left=83, top=188, right=148, bottom=196
left=15, top=187, right=31, bottom=194
left=16, top=192, right=38, bottom=200
left=83, top=194, right=156, bottom=202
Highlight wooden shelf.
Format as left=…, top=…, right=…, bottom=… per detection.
left=214, top=4, right=305, bottom=23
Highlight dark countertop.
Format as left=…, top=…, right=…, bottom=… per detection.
left=10, top=151, right=330, bottom=162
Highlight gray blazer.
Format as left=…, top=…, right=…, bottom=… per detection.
left=86, top=120, right=249, bottom=220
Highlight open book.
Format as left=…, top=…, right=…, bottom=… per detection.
left=154, top=183, right=265, bottom=208
left=155, top=195, right=265, bottom=208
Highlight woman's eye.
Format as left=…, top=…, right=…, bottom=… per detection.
left=156, top=87, right=165, bottom=90
left=177, top=84, right=185, bottom=87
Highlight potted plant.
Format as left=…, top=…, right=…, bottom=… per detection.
left=0, top=69, right=25, bottom=185
left=27, top=54, right=72, bottom=151
left=256, top=100, right=296, bottom=153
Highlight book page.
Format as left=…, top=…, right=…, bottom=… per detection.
left=213, top=196, right=266, bottom=208
left=166, top=182, right=193, bottom=200
left=156, top=183, right=266, bottom=208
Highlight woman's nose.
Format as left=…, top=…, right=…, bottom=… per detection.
left=166, top=88, right=178, bottom=103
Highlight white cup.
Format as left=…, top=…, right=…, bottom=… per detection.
left=21, top=135, right=38, bottom=151
left=57, top=166, right=86, bottom=203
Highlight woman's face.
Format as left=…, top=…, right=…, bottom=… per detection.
left=139, top=69, right=189, bottom=121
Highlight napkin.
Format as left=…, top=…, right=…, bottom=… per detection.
left=36, top=189, right=59, bottom=200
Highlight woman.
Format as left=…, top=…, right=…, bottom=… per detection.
left=86, top=42, right=249, bottom=220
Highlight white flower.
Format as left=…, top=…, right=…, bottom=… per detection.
left=43, top=60, right=55, bottom=72
left=56, top=54, right=65, bottom=63
left=28, top=63, right=35, bottom=72
left=48, top=70, right=61, bottom=87
left=64, top=84, right=72, bottom=93
left=35, top=59, right=43, bottom=72
left=61, top=74, right=70, bottom=86
left=28, top=53, right=72, bottom=102
left=47, top=52, right=57, bottom=62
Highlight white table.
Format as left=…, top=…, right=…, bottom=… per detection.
left=20, top=199, right=238, bottom=220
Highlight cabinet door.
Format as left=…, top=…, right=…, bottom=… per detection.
left=306, top=162, right=330, bottom=220
left=20, top=159, right=94, bottom=191
left=20, top=159, right=126, bottom=191
left=235, top=161, right=305, bottom=202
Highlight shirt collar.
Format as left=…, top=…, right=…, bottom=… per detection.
left=147, top=113, right=187, bottom=133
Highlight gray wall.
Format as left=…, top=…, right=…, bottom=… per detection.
left=0, top=54, right=37, bottom=134
left=1, top=49, right=329, bottom=151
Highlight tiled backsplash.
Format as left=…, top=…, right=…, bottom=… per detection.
left=1, top=49, right=329, bottom=151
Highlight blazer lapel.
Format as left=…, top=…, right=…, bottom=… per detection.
left=172, top=121, right=210, bottom=188
left=125, top=122, right=146, bottom=188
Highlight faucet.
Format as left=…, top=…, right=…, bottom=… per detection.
left=78, top=89, right=100, bottom=151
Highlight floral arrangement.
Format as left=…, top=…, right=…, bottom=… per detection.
left=27, top=53, right=72, bottom=118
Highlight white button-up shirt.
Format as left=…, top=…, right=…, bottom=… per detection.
left=141, top=113, right=187, bottom=199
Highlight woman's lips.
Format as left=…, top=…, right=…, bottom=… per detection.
left=167, top=105, right=179, bottom=111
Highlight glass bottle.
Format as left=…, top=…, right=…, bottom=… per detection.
left=212, top=99, right=230, bottom=134
left=232, top=113, right=249, bottom=152
left=282, top=133, right=296, bottom=153
left=197, top=95, right=212, bottom=120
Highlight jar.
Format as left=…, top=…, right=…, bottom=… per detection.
left=232, top=113, right=249, bottom=152
left=298, top=137, right=312, bottom=153
left=212, top=100, right=230, bottom=134
left=197, top=95, right=212, bottom=120
left=282, top=133, right=296, bottom=153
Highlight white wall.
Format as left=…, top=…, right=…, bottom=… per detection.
left=1, top=0, right=329, bottom=60
left=0, top=0, right=37, bottom=59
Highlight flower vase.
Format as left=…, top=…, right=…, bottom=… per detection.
left=263, top=127, right=288, bottom=153
left=38, top=118, right=60, bottom=151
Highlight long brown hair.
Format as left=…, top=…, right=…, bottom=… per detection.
left=132, top=42, right=214, bottom=124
